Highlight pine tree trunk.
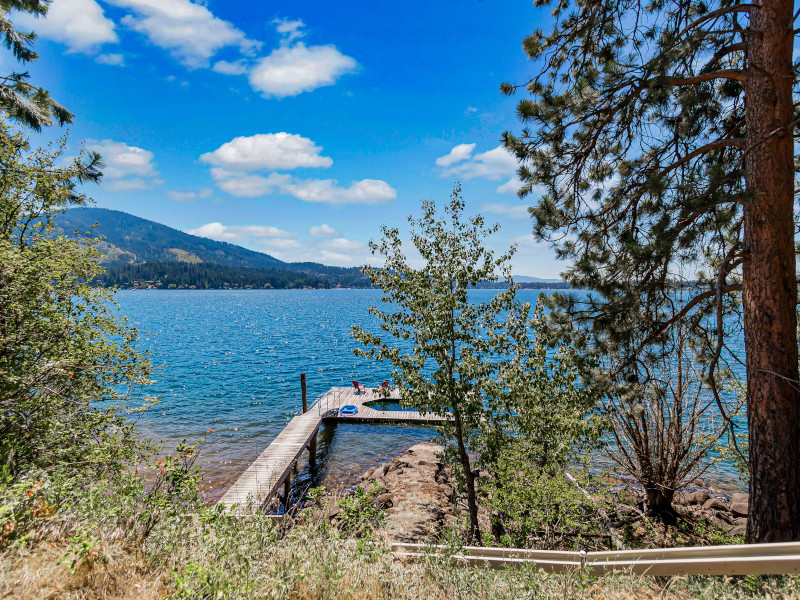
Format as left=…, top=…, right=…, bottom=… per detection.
left=453, top=411, right=481, bottom=544
left=743, top=0, right=800, bottom=543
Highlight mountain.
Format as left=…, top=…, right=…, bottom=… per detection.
left=56, top=208, right=369, bottom=288
left=512, top=275, right=563, bottom=284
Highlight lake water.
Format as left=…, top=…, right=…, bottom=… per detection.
left=114, top=288, right=746, bottom=502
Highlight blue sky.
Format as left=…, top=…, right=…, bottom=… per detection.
left=15, top=0, right=562, bottom=277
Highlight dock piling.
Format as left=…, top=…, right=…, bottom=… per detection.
left=301, top=372, right=307, bottom=413
left=283, top=475, right=291, bottom=512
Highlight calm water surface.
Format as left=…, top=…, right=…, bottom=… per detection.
left=115, top=289, right=746, bottom=501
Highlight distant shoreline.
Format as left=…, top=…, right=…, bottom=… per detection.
left=114, top=286, right=574, bottom=292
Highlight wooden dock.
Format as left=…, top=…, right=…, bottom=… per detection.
left=217, top=385, right=451, bottom=512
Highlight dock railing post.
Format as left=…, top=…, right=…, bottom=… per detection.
left=301, top=372, right=307, bottom=413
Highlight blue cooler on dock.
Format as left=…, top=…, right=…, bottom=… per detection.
left=339, top=405, right=358, bottom=416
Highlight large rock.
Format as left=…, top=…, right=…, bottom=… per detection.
left=368, top=442, right=453, bottom=543
left=703, top=497, right=728, bottom=511
left=689, top=491, right=710, bottom=505
left=729, top=493, right=749, bottom=518
left=730, top=517, right=747, bottom=537
left=675, top=490, right=710, bottom=505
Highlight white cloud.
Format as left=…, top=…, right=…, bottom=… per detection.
left=481, top=202, right=529, bottom=219
left=283, top=178, right=396, bottom=204
left=508, top=234, right=550, bottom=252
left=85, top=139, right=161, bottom=191
left=201, top=133, right=393, bottom=204
left=248, top=42, right=357, bottom=98
left=210, top=171, right=291, bottom=198
left=232, top=225, right=296, bottom=239
left=496, top=178, right=522, bottom=195
left=212, top=59, right=248, bottom=75
left=210, top=169, right=395, bottom=204
left=167, top=187, right=213, bottom=201
left=309, top=223, right=338, bottom=237
left=262, top=235, right=368, bottom=266
left=435, top=143, right=475, bottom=167
left=253, top=238, right=303, bottom=251
left=186, top=222, right=238, bottom=242
left=15, top=0, right=117, bottom=53
left=106, top=177, right=162, bottom=191
left=186, top=220, right=370, bottom=266
left=96, top=53, right=125, bottom=66
left=201, top=133, right=333, bottom=172
left=105, top=0, right=258, bottom=68
left=439, top=145, right=518, bottom=181
left=272, top=17, right=306, bottom=42
left=324, top=237, right=365, bottom=252
left=186, top=222, right=296, bottom=243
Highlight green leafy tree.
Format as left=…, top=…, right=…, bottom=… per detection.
left=480, top=311, right=603, bottom=548
left=502, top=0, right=799, bottom=542
left=0, top=1, right=73, bottom=129
left=352, top=185, right=530, bottom=542
left=0, top=119, right=150, bottom=479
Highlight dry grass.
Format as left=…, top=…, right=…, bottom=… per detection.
left=1, top=540, right=166, bottom=600
left=3, top=515, right=799, bottom=600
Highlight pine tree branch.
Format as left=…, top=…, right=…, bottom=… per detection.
left=701, top=43, right=748, bottom=71
left=657, top=138, right=746, bottom=177
left=662, top=69, right=747, bottom=86
left=626, top=284, right=743, bottom=364
left=676, top=4, right=757, bottom=39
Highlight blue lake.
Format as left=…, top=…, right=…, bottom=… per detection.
left=114, top=288, right=746, bottom=501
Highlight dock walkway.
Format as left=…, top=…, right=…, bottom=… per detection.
left=217, top=386, right=450, bottom=512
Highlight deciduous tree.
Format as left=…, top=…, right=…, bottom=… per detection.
left=0, top=119, right=149, bottom=478
left=352, top=185, right=530, bottom=543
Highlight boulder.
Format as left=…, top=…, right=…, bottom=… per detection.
left=703, top=497, right=728, bottom=511
left=729, top=493, right=749, bottom=518
left=688, top=491, right=710, bottom=505
left=376, top=493, right=394, bottom=509
left=676, top=490, right=710, bottom=505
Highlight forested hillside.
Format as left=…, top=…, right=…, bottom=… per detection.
left=97, top=261, right=329, bottom=289
left=56, top=208, right=370, bottom=288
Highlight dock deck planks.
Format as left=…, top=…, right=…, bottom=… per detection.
left=217, top=387, right=451, bottom=512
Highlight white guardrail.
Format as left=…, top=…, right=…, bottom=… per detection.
left=391, top=541, right=800, bottom=576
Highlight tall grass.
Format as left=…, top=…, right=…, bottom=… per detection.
left=3, top=495, right=799, bottom=599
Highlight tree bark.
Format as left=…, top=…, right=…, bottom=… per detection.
left=743, top=0, right=800, bottom=543
left=453, top=411, right=481, bottom=544
left=645, top=487, right=677, bottom=525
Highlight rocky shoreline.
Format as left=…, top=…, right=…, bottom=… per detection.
left=316, top=441, right=750, bottom=546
